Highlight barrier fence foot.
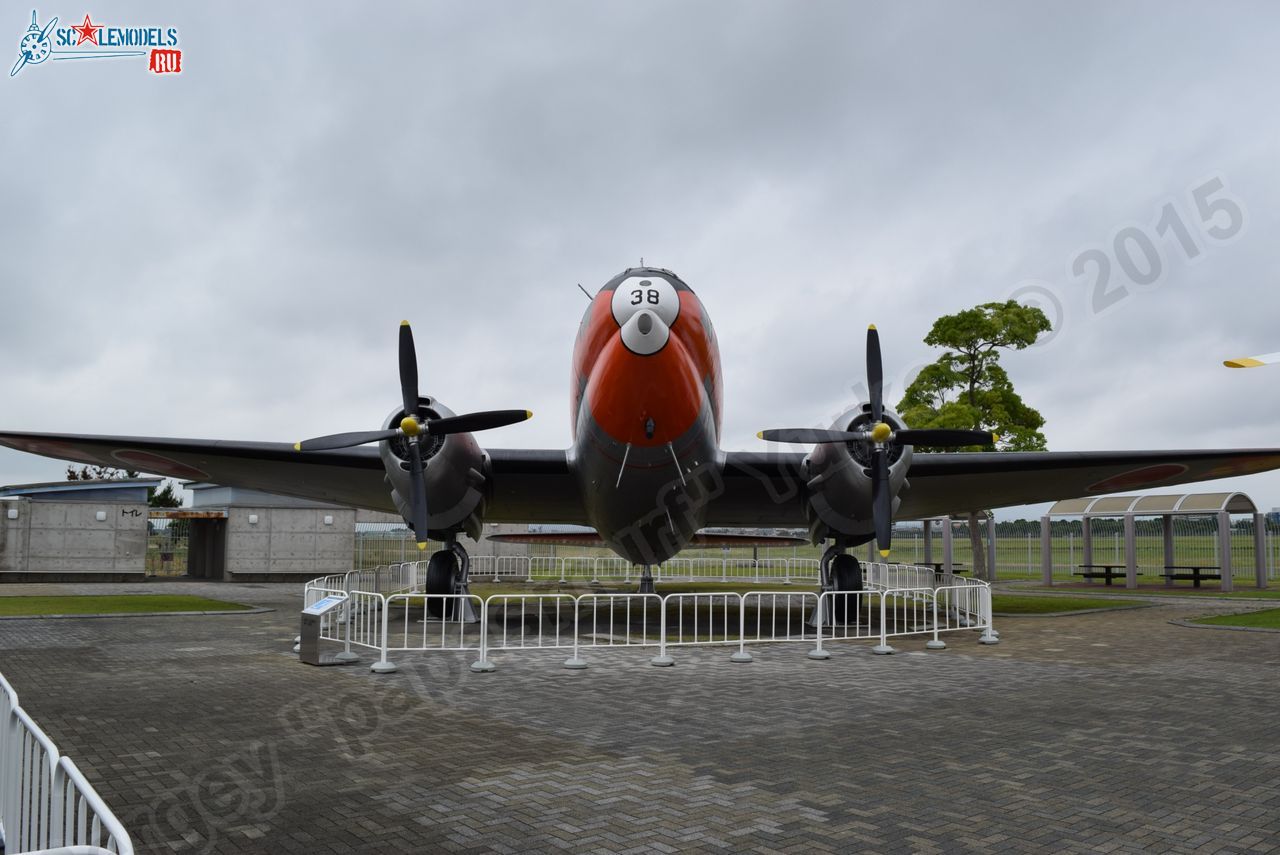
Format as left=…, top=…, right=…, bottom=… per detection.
left=333, top=651, right=360, bottom=663
left=807, top=648, right=830, bottom=660
left=729, top=650, right=753, bottom=663
left=470, top=659, right=496, bottom=673
left=370, top=660, right=399, bottom=673
left=650, top=654, right=675, bottom=667
left=978, top=631, right=1000, bottom=645
left=925, top=639, right=947, bottom=650
left=563, top=656, right=588, bottom=670
left=872, top=643, right=896, bottom=655
left=292, top=636, right=300, bottom=654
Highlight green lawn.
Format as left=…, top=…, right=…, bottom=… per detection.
left=1192, top=608, right=1280, bottom=629
left=1023, top=585, right=1280, bottom=599
left=990, top=595, right=1137, bottom=615
left=0, top=595, right=253, bottom=617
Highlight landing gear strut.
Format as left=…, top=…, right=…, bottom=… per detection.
left=809, top=543, right=863, bottom=629
left=424, top=540, right=479, bottom=623
left=637, top=565, right=656, bottom=595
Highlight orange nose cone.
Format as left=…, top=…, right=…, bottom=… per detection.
left=585, top=333, right=703, bottom=446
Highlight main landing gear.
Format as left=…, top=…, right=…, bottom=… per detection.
left=423, top=540, right=479, bottom=623
left=809, top=543, right=864, bottom=628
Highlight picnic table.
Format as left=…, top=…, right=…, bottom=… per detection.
left=1075, top=564, right=1127, bottom=585
left=1161, top=565, right=1222, bottom=588
left=921, top=562, right=966, bottom=575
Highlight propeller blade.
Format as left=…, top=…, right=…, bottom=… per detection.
left=757, top=428, right=864, bottom=444
left=872, top=447, right=892, bottom=556
left=294, top=428, right=399, bottom=452
left=866, top=325, right=883, bottom=424
left=407, top=439, right=430, bottom=550
left=1224, top=351, right=1280, bottom=368
left=428, top=409, right=532, bottom=436
left=398, top=320, right=420, bottom=417
left=893, top=428, right=995, bottom=447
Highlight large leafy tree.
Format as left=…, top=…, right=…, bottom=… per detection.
left=896, top=300, right=1050, bottom=579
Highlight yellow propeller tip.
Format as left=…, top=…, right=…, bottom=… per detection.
left=879, top=549, right=891, bottom=557
left=1225, top=357, right=1264, bottom=368
left=293, top=442, right=302, bottom=451
left=416, top=541, right=428, bottom=551
left=992, top=434, right=1001, bottom=443
left=868, top=323, right=877, bottom=330
left=400, top=319, right=410, bottom=327
left=525, top=410, right=533, bottom=419
left=756, top=431, right=765, bottom=440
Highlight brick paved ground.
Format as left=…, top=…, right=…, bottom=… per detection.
left=1, top=581, right=1278, bottom=854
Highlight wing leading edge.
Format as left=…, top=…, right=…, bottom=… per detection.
left=0, top=431, right=585, bottom=524
left=709, top=448, right=1280, bottom=526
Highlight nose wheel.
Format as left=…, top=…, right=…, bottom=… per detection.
left=423, top=541, right=478, bottom=623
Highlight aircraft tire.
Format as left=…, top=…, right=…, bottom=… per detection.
left=425, top=549, right=459, bottom=620
left=830, top=554, right=861, bottom=623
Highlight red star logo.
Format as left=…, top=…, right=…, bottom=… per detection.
left=72, top=14, right=102, bottom=46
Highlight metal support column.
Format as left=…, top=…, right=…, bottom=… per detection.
left=1162, top=514, right=1174, bottom=587
left=1254, top=513, right=1267, bottom=589
left=942, top=519, right=954, bottom=573
left=987, top=515, right=998, bottom=581
left=1219, top=511, right=1234, bottom=592
left=1124, top=514, right=1138, bottom=589
left=1040, top=514, right=1053, bottom=586
left=1082, top=516, right=1093, bottom=573
left=923, top=519, right=934, bottom=567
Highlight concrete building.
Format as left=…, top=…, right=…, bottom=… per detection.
left=0, top=479, right=159, bottom=582
left=185, top=483, right=357, bottom=582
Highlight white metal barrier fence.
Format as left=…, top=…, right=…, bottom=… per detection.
left=313, top=563, right=996, bottom=672
left=1, top=672, right=133, bottom=855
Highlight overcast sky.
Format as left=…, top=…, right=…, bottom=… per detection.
left=3, top=1, right=1280, bottom=519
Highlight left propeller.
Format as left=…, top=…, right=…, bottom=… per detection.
left=758, top=325, right=995, bottom=557
left=295, top=320, right=531, bottom=549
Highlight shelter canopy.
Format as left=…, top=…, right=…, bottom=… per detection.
left=1045, top=492, right=1257, bottom=517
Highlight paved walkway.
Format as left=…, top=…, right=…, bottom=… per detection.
left=1, top=582, right=1278, bottom=854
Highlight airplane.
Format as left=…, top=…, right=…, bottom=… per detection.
left=4, top=266, right=1280, bottom=606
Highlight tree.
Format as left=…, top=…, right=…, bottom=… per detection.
left=65, top=465, right=184, bottom=508
left=897, top=300, right=1051, bottom=580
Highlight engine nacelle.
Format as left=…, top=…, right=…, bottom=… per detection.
left=802, top=404, right=913, bottom=543
left=379, top=397, right=487, bottom=540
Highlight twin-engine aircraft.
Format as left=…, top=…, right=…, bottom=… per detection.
left=4, top=266, right=1280, bottom=600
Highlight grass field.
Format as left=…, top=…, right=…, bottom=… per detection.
left=990, top=595, right=1137, bottom=615
left=0, top=595, right=253, bottom=617
left=1192, top=608, right=1280, bottom=629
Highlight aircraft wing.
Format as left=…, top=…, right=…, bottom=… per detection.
left=897, top=449, right=1280, bottom=519
left=708, top=448, right=1280, bottom=525
left=0, top=432, right=585, bottom=523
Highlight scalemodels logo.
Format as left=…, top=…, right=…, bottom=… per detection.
left=10, top=9, right=182, bottom=77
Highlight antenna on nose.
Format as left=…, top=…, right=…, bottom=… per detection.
left=576, top=282, right=592, bottom=301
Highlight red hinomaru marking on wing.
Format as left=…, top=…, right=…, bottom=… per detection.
left=1087, top=464, right=1189, bottom=493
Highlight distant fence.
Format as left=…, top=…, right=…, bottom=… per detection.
left=305, top=562, right=996, bottom=672
left=0, top=671, right=133, bottom=855
left=351, top=519, right=1280, bottom=581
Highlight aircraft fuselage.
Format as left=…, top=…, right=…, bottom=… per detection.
left=571, top=268, right=724, bottom=564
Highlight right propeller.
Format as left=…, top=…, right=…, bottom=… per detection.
left=758, top=325, right=995, bottom=557
left=294, top=321, right=531, bottom=550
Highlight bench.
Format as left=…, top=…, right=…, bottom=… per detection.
left=1075, top=564, right=1127, bottom=585
left=1162, top=565, right=1222, bottom=588
left=922, top=562, right=966, bottom=575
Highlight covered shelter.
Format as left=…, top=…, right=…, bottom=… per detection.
left=1040, top=492, right=1266, bottom=590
